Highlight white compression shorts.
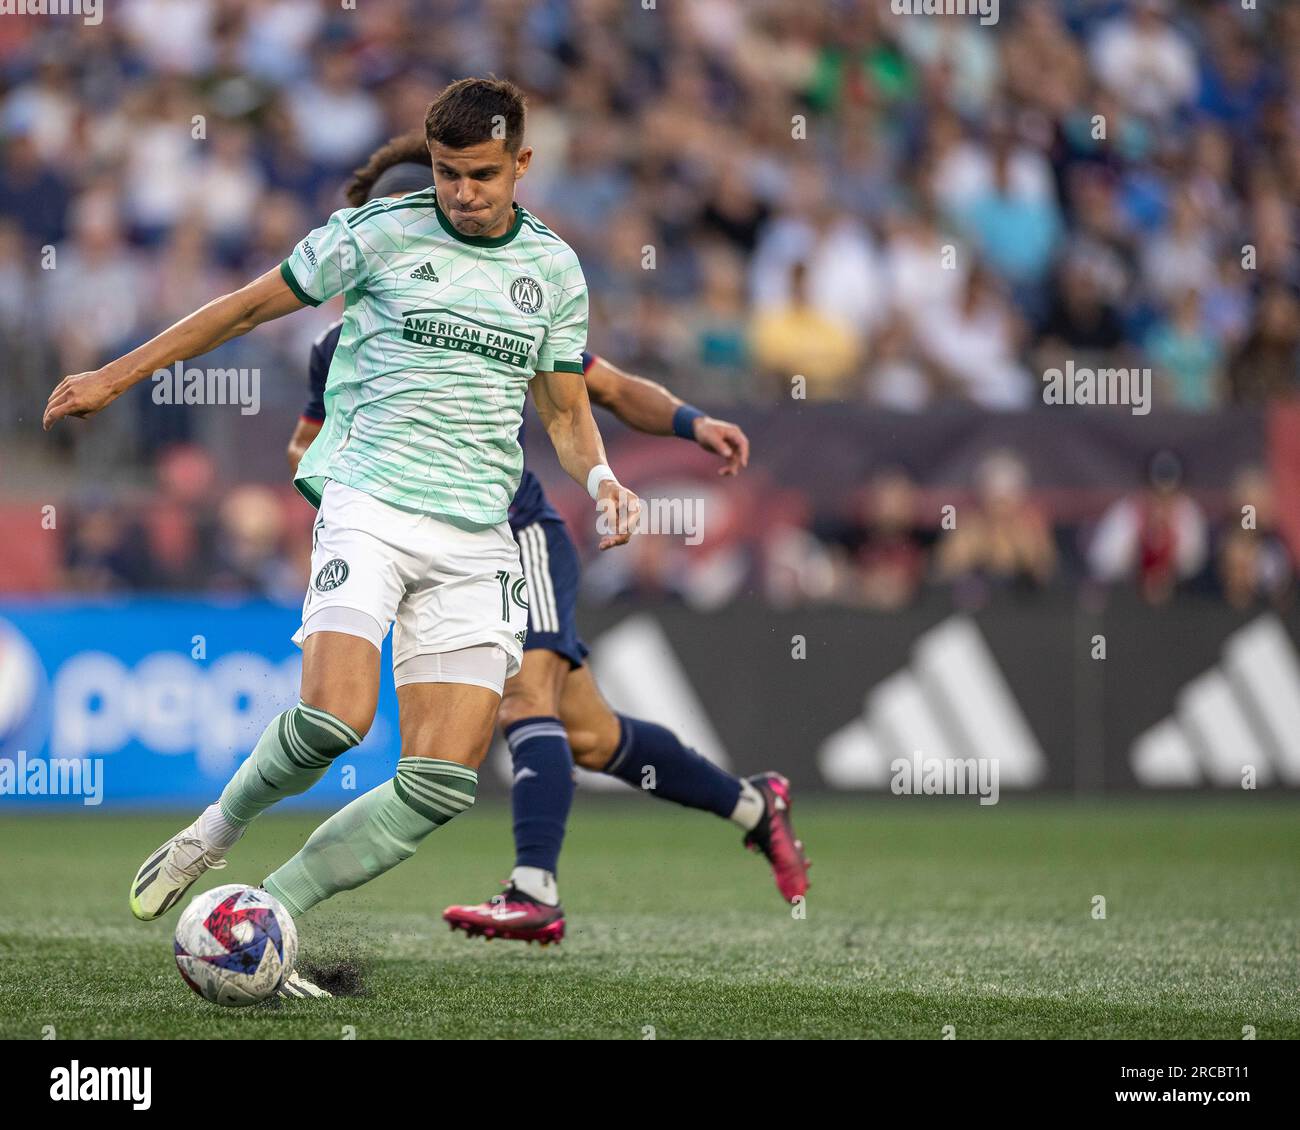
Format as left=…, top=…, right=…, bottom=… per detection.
left=291, top=480, right=527, bottom=693
left=298, top=606, right=511, bottom=695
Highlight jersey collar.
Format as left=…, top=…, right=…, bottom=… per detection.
left=433, top=199, right=524, bottom=248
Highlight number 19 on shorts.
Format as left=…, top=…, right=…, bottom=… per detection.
left=495, top=570, right=528, bottom=622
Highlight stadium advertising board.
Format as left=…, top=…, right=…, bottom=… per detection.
left=2, top=597, right=1297, bottom=807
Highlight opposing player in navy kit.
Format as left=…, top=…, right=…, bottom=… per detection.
left=288, top=134, right=811, bottom=944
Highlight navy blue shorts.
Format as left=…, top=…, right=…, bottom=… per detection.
left=513, top=516, right=589, bottom=668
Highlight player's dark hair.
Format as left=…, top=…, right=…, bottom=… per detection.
left=424, top=77, right=526, bottom=154
left=343, top=131, right=432, bottom=208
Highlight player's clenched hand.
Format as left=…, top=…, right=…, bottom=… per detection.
left=595, top=480, right=641, bottom=551
left=693, top=417, right=750, bottom=476
left=43, top=367, right=124, bottom=431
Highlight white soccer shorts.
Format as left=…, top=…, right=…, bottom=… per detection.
left=292, top=480, right=528, bottom=691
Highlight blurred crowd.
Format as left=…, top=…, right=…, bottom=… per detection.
left=580, top=444, right=1293, bottom=612
left=1, top=0, right=1297, bottom=606
left=5, top=1, right=1300, bottom=412
left=44, top=437, right=1294, bottom=615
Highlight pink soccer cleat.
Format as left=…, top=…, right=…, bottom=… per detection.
left=742, top=773, right=811, bottom=902
left=442, top=884, right=566, bottom=945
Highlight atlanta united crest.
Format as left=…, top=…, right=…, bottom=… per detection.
left=315, top=558, right=349, bottom=592
left=509, top=276, right=543, bottom=314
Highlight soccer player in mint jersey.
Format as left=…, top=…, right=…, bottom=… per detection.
left=44, top=78, right=640, bottom=995
left=288, top=137, right=812, bottom=947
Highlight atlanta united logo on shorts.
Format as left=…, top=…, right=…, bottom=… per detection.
left=315, top=558, right=349, bottom=592
left=509, top=276, right=543, bottom=314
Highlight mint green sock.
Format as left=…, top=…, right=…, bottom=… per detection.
left=218, top=702, right=362, bottom=826
left=263, top=757, right=478, bottom=917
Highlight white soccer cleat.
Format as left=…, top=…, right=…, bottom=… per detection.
left=277, top=969, right=333, bottom=999
left=129, top=822, right=227, bottom=921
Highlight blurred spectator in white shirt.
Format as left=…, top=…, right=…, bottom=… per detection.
left=119, top=80, right=202, bottom=240
left=238, top=0, right=324, bottom=86
left=914, top=264, right=1033, bottom=411
left=195, top=124, right=266, bottom=252
left=750, top=168, right=883, bottom=337
left=1089, top=450, right=1209, bottom=605
left=286, top=49, right=383, bottom=170
left=122, top=0, right=217, bottom=77
left=43, top=192, right=144, bottom=376
left=1141, top=188, right=1216, bottom=309
left=1090, top=0, right=1198, bottom=121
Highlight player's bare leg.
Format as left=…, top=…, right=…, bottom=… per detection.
left=299, top=630, right=383, bottom=738
left=260, top=676, right=497, bottom=939
left=395, top=679, right=502, bottom=773
left=562, top=666, right=811, bottom=903
left=556, top=663, right=620, bottom=771
left=129, top=632, right=378, bottom=921
left=256, top=675, right=498, bottom=1000
left=442, top=649, right=570, bottom=944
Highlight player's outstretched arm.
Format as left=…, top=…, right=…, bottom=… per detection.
left=583, top=355, right=750, bottom=476
left=532, top=368, right=641, bottom=551
left=43, top=267, right=306, bottom=431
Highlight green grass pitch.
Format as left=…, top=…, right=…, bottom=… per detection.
left=1, top=797, right=1297, bottom=1039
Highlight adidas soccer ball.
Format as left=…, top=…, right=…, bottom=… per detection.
left=174, top=884, right=298, bottom=1006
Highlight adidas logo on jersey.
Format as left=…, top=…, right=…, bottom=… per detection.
left=409, top=262, right=440, bottom=282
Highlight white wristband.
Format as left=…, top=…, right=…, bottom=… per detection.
left=587, top=463, right=617, bottom=499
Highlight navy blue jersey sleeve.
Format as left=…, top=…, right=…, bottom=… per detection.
left=581, top=350, right=595, bottom=373
left=303, top=320, right=343, bottom=421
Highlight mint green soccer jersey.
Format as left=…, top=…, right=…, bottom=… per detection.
left=282, top=187, right=588, bottom=526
